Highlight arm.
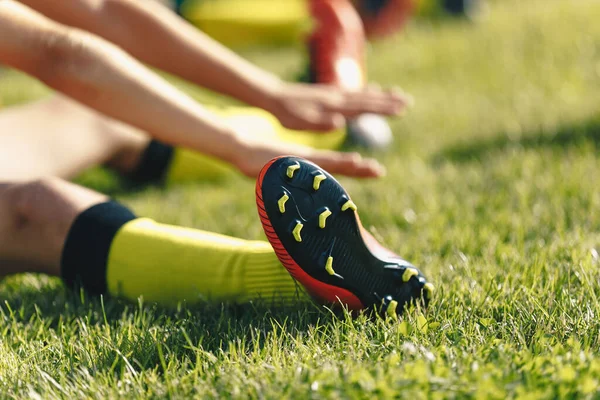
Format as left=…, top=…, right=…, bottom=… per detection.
left=0, top=1, right=385, bottom=178
left=19, top=0, right=411, bottom=132
left=18, top=0, right=281, bottom=111
left=0, top=1, right=242, bottom=166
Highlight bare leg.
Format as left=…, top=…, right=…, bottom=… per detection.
left=0, top=179, right=107, bottom=276
left=0, top=95, right=150, bottom=181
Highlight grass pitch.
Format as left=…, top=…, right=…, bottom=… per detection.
left=2, top=0, right=600, bottom=398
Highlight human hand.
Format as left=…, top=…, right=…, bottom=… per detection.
left=233, top=135, right=386, bottom=179
left=264, top=81, right=413, bottom=132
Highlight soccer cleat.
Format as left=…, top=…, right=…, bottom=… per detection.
left=352, top=0, right=416, bottom=40
left=256, top=156, right=431, bottom=317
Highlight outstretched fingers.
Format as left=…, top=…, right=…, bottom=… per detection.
left=304, top=151, right=386, bottom=178
left=322, top=87, right=414, bottom=118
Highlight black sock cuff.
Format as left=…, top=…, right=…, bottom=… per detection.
left=60, top=201, right=137, bottom=295
left=128, top=140, right=174, bottom=184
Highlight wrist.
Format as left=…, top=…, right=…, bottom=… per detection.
left=218, top=129, right=248, bottom=167
left=246, top=76, right=285, bottom=114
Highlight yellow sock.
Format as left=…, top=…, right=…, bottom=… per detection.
left=181, top=0, right=312, bottom=47
left=165, top=106, right=346, bottom=183
left=61, top=202, right=308, bottom=306
left=108, top=219, right=307, bottom=305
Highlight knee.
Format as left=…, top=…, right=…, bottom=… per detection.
left=0, top=179, right=64, bottom=239
left=9, top=178, right=69, bottom=221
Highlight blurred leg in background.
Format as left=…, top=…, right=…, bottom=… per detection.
left=180, top=0, right=418, bottom=148
left=0, top=95, right=345, bottom=184
left=0, top=95, right=148, bottom=182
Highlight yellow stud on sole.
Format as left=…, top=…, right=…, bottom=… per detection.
left=386, top=300, right=398, bottom=320
left=313, top=173, right=327, bottom=190
left=341, top=200, right=357, bottom=212
left=278, top=193, right=289, bottom=214
left=287, top=163, right=300, bottom=179
left=292, top=221, right=303, bottom=242
left=325, top=256, right=335, bottom=276
left=402, top=268, right=418, bottom=282
left=423, top=283, right=434, bottom=299
left=319, top=208, right=332, bottom=229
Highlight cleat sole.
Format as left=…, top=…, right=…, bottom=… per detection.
left=256, top=156, right=431, bottom=317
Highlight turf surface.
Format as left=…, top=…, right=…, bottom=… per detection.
left=2, top=0, right=600, bottom=398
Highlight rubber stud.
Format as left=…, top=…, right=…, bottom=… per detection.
left=423, top=283, right=434, bottom=299
left=278, top=193, right=289, bottom=214
left=318, top=208, right=332, bottom=229
left=325, top=256, right=335, bottom=276
left=402, top=268, right=419, bottom=282
left=292, top=221, right=303, bottom=242
left=313, top=173, right=327, bottom=190
left=386, top=300, right=398, bottom=320
left=341, top=200, right=357, bottom=212
left=287, top=162, right=300, bottom=179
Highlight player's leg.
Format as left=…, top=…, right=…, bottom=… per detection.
left=0, top=159, right=432, bottom=315
left=0, top=179, right=108, bottom=277
left=307, top=0, right=399, bottom=149
left=0, top=94, right=338, bottom=185
left=352, top=0, right=416, bottom=40
left=179, top=0, right=415, bottom=44
left=136, top=105, right=346, bottom=184
left=0, top=95, right=149, bottom=181
left=179, top=0, right=311, bottom=47
left=0, top=177, right=304, bottom=304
